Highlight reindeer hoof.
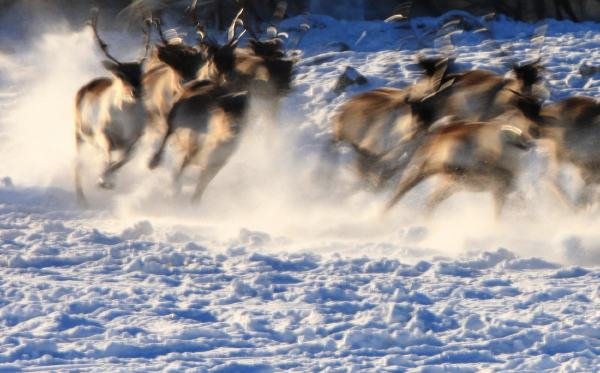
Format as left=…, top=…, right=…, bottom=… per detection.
left=98, top=178, right=115, bottom=190
left=148, top=156, right=161, bottom=170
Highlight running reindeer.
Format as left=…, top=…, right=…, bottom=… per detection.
left=147, top=7, right=295, bottom=202
left=331, top=54, right=545, bottom=191
left=146, top=10, right=250, bottom=202
left=384, top=96, right=542, bottom=216
left=196, top=8, right=295, bottom=96
left=329, top=15, right=548, bottom=191
left=539, top=96, right=600, bottom=208
left=143, top=18, right=208, bottom=141
left=148, top=81, right=248, bottom=202
left=330, top=56, right=456, bottom=190
left=74, top=10, right=151, bottom=205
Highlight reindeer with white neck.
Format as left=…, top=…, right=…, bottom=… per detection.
left=74, top=10, right=151, bottom=205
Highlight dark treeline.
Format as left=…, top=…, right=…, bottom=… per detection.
left=0, top=0, right=598, bottom=50
left=411, top=0, right=600, bottom=22
left=1, top=0, right=599, bottom=34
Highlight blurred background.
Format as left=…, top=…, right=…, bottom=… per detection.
left=1, top=0, right=599, bottom=38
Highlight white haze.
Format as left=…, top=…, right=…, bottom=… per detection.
left=1, top=13, right=599, bottom=265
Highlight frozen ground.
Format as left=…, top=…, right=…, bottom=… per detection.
left=0, top=12, right=600, bottom=372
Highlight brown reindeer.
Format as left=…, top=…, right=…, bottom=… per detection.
left=539, top=96, right=600, bottom=207
left=384, top=101, right=541, bottom=216
left=329, top=57, right=458, bottom=189
left=419, top=59, right=546, bottom=124
left=332, top=87, right=417, bottom=188
left=196, top=8, right=294, bottom=97
left=143, top=19, right=208, bottom=140
left=331, top=57, right=545, bottom=190
left=143, top=6, right=286, bottom=133
left=74, top=11, right=151, bottom=205
left=148, top=80, right=248, bottom=201
left=143, top=7, right=295, bottom=203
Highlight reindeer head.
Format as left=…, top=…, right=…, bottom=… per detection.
left=510, top=58, right=549, bottom=102
left=201, top=39, right=238, bottom=75
left=512, top=59, right=545, bottom=89
left=248, top=38, right=286, bottom=59
left=198, top=8, right=246, bottom=79
left=417, top=55, right=451, bottom=79
left=154, top=20, right=207, bottom=82
left=157, top=43, right=206, bottom=82
left=507, top=90, right=543, bottom=139
left=102, top=61, right=144, bottom=97
left=512, top=92, right=542, bottom=121
left=90, top=9, right=150, bottom=98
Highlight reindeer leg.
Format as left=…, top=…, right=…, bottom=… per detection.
left=191, top=165, right=223, bottom=203
left=314, top=138, right=342, bottom=191
left=546, top=179, right=576, bottom=211
left=378, top=164, right=401, bottom=189
left=576, top=170, right=598, bottom=210
left=191, top=142, right=236, bottom=203
left=149, top=122, right=175, bottom=170
left=540, top=140, right=575, bottom=210
left=98, top=139, right=138, bottom=191
left=384, top=165, right=429, bottom=213
left=492, top=189, right=508, bottom=219
left=104, top=142, right=136, bottom=177
left=97, top=135, right=115, bottom=190
left=353, top=145, right=383, bottom=190
left=74, top=134, right=88, bottom=207
left=492, top=173, right=512, bottom=219
left=424, top=174, right=457, bottom=217
left=576, top=185, right=594, bottom=210
left=377, top=135, right=425, bottom=190
left=173, top=147, right=199, bottom=196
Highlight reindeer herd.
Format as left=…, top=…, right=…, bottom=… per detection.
left=75, top=8, right=293, bottom=204
left=74, top=7, right=600, bottom=217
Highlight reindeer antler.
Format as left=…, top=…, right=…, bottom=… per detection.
left=89, top=8, right=121, bottom=64
left=227, top=8, right=246, bottom=45
left=154, top=17, right=169, bottom=44
left=385, top=1, right=412, bottom=23
left=140, top=15, right=153, bottom=61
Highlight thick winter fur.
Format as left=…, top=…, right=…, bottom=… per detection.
left=331, top=88, right=418, bottom=188
left=143, top=43, right=207, bottom=139
left=422, top=62, right=545, bottom=124
left=73, top=10, right=151, bottom=205
left=148, top=81, right=248, bottom=202
left=199, top=41, right=294, bottom=96
left=331, top=59, right=544, bottom=189
left=74, top=63, right=146, bottom=204
left=329, top=58, right=459, bottom=189
left=539, top=96, right=600, bottom=207
left=385, top=111, right=538, bottom=216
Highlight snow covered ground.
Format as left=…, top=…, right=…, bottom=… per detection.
left=0, top=11, right=599, bottom=372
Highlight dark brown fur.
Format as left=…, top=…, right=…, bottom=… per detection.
left=385, top=114, right=537, bottom=216
left=539, top=96, right=600, bottom=207
left=148, top=81, right=248, bottom=202
left=331, top=88, right=414, bottom=188
left=331, top=60, right=545, bottom=189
